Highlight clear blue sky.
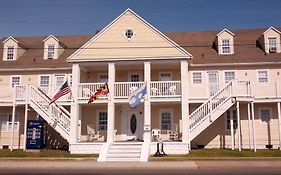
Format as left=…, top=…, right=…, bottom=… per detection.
left=0, top=0, right=281, bottom=37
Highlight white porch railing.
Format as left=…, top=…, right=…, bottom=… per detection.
left=250, top=81, right=281, bottom=98
left=150, top=81, right=181, bottom=98
left=78, top=83, right=105, bottom=100
left=114, top=82, right=144, bottom=98
left=0, top=85, right=14, bottom=103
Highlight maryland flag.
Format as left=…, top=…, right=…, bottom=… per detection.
left=88, top=83, right=109, bottom=104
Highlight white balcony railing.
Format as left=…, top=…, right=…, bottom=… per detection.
left=78, top=83, right=105, bottom=100
left=0, top=85, right=14, bottom=103
left=150, top=81, right=181, bottom=98
left=114, top=82, right=144, bottom=98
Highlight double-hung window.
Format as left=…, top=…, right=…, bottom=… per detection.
left=98, top=74, right=108, bottom=83
left=224, top=71, right=235, bottom=83
left=160, top=73, right=172, bottom=81
left=47, top=45, right=55, bottom=59
left=268, top=37, right=277, bottom=53
left=39, top=75, right=50, bottom=94
left=160, top=110, right=172, bottom=130
left=0, top=114, right=19, bottom=132
left=98, top=111, right=107, bottom=131
left=192, top=72, right=202, bottom=84
left=11, top=76, right=20, bottom=88
left=7, top=46, right=15, bottom=60
left=222, top=39, right=231, bottom=54
left=260, top=109, right=271, bottom=123
left=257, top=70, right=268, bottom=83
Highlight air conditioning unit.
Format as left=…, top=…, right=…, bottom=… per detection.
left=269, top=47, right=277, bottom=53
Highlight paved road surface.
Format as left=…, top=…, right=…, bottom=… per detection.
left=0, top=160, right=280, bottom=175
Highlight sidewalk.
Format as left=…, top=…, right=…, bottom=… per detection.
left=0, top=159, right=281, bottom=170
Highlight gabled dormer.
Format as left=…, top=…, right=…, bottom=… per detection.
left=258, top=27, right=281, bottom=54
left=216, top=29, right=235, bottom=55
left=2, top=36, right=23, bottom=61
left=43, top=35, right=64, bottom=59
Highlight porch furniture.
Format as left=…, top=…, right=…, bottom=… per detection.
left=165, top=85, right=176, bottom=95
left=83, top=88, right=91, bottom=97
left=151, top=88, right=161, bottom=96
left=129, top=86, right=138, bottom=94
left=159, top=130, right=178, bottom=141
left=87, top=125, right=104, bottom=142
left=152, top=128, right=160, bottom=141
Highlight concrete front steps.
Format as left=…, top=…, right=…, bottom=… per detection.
left=106, top=142, right=143, bottom=161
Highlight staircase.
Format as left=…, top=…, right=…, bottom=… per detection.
left=105, top=142, right=143, bottom=161
left=16, top=85, right=71, bottom=142
left=189, top=81, right=236, bottom=141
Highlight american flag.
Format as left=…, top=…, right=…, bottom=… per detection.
left=49, top=81, right=71, bottom=105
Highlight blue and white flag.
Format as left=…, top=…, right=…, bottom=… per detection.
left=128, top=83, right=147, bottom=108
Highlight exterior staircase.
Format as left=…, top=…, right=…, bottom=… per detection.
left=189, top=81, right=237, bottom=141
left=102, top=142, right=143, bottom=162
left=15, top=85, right=71, bottom=142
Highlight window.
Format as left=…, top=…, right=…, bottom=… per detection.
left=125, top=29, right=134, bottom=39
left=222, top=39, right=231, bottom=54
left=130, top=74, right=140, bottom=82
left=55, top=75, right=65, bottom=89
left=257, top=70, right=268, bottom=83
left=268, top=37, right=277, bottom=53
left=98, top=112, right=107, bottom=131
left=226, top=109, right=237, bottom=130
left=47, top=45, right=55, bottom=59
left=224, top=71, right=235, bottom=83
left=7, top=46, right=15, bottom=60
left=192, top=72, right=202, bottom=84
left=160, top=110, right=172, bottom=130
left=98, top=74, right=108, bottom=83
left=0, top=114, right=19, bottom=132
left=11, top=76, right=20, bottom=87
left=160, top=73, right=172, bottom=81
left=260, top=109, right=271, bottom=123
left=39, top=75, right=50, bottom=94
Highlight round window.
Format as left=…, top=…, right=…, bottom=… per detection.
left=125, top=29, right=134, bottom=39
left=130, top=114, right=137, bottom=134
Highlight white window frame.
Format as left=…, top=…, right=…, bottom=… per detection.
left=224, top=71, right=236, bottom=83
left=7, top=46, right=15, bottom=60
left=268, top=37, right=277, bottom=53
left=159, top=109, right=173, bottom=131
left=128, top=72, right=142, bottom=82
left=159, top=72, right=172, bottom=81
left=259, top=108, right=272, bottom=124
left=54, top=74, right=66, bottom=90
left=192, top=71, right=203, bottom=85
left=225, top=109, right=238, bottom=131
left=96, top=110, right=108, bottom=131
left=0, top=113, right=19, bottom=132
left=38, top=75, right=50, bottom=94
left=221, top=39, right=231, bottom=54
left=10, top=75, right=21, bottom=88
left=98, top=73, right=108, bottom=83
left=47, top=45, right=55, bottom=59
left=257, top=70, right=269, bottom=83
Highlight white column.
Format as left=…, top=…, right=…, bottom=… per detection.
left=10, top=103, right=16, bottom=151
left=237, top=101, right=241, bottom=151
left=180, top=60, right=189, bottom=150
left=23, top=85, right=30, bottom=151
left=70, top=63, right=80, bottom=144
left=143, top=62, right=151, bottom=142
left=230, top=110, right=234, bottom=150
left=277, top=102, right=281, bottom=150
left=107, top=62, right=115, bottom=143
left=247, top=103, right=252, bottom=150
left=251, top=102, right=256, bottom=152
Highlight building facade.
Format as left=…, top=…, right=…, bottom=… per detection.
left=0, top=9, right=281, bottom=161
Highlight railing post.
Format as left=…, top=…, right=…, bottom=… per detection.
left=10, top=86, right=17, bottom=151
left=209, top=98, right=213, bottom=122
left=23, top=85, right=29, bottom=151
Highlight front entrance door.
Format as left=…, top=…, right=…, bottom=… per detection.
left=208, top=72, right=219, bottom=96
left=127, top=110, right=143, bottom=141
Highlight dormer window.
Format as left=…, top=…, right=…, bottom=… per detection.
left=7, top=46, right=15, bottom=60
left=268, top=37, right=277, bottom=53
left=47, top=45, right=55, bottom=59
left=222, top=39, right=231, bottom=54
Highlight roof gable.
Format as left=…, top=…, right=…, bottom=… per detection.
left=68, top=8, right=191, bottom=62
left=2, top=36, right=18, bottom=44
left=263, top=26, right=281, bottom=35
left=217, top=29, right=235, bottom=36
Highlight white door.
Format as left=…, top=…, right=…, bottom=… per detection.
left=127, top=110, right=143, bottom=141
left=208, top=72, right=219, bottom=96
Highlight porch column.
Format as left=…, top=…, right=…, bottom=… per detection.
left=251, top=102, right=256, bottom=152
left=10, top=102, right=16, bottom=151
left=107, top=62, right=115, bottom=142
left=237, top=101, right=241, bottom=151
left=143, top=61, right=151, bottom=142
left=23, top=85, right=30, bottom=151
left=70, top=63, right=80, bottom=144
left=247, top=103, right=252, bottom=150
left=180, top=60, right=189, bottom=149
left=277, top=102, right=281, bottom=150
left=230, top=109, right=234, bottom=150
